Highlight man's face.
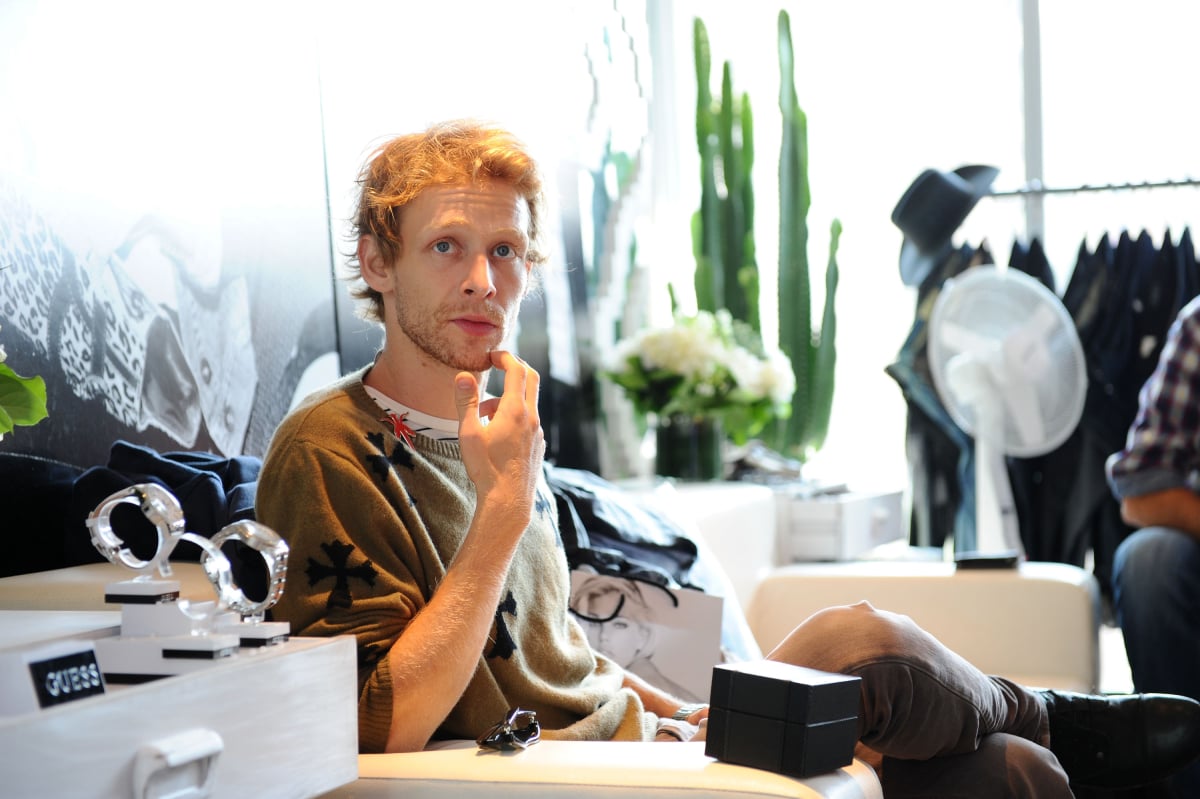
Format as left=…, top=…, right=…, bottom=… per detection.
left=595, top=614, right=652, bottom=668
left=384, top=180, right=533, bottom=373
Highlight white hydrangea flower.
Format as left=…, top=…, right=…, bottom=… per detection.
left=636, top=320, right=723, bottom=382
left=758, top=349, right=797, bottom=406
left=605, top=309, right=795, bottom=441
left=723, top=345, right=768, bottom=399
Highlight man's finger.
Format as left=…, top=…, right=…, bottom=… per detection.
left=478, top=397, right=501, bottom=420
left=492, top=351, right=540, bottom=401
left=490, top=350, right=529, bottom=404
left=454, top=372, right=481, bottom=430
left=525, top=359, right=542, bottom=411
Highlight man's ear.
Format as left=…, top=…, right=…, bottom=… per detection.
left=358, top=235, right=392, bottom=292
left=520, top=258, right=536, bottom=299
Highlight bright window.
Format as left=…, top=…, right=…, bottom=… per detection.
left=648, top=0, right=1198, bottom=491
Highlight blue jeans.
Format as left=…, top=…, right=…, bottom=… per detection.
left=1113, top=527, right=1200, bottom=797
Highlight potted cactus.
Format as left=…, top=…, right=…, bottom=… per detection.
left=691, top=9, right=841, bottom=464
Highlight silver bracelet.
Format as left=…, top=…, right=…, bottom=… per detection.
left=671, top=703, right=709, bottom=721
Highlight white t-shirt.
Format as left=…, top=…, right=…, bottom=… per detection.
left=363, top=385, right=474, bottom=441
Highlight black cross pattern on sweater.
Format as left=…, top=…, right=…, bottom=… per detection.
left=359, top=641, right=386, bottom=671
left=307, top=539, right=379, bottom=609
left=366, top=431, right=414, bottom=481
left=485, top=589, right=518, bottom=660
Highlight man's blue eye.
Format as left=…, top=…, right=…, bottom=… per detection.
left=495, top=244, right=512, bottom=257
left=434, top=241, right=451, bottom=253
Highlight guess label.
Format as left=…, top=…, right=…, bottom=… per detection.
left=28, top=650, right=106, bottom=708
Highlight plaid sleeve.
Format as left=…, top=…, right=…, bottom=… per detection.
left=1107, top=297, right=1200, bottom=499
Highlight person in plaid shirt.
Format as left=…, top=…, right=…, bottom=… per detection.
left=1107, top=294, right=1200, bottom=798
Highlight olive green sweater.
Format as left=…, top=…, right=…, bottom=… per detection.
left=257, top=368, right=655, bottom=752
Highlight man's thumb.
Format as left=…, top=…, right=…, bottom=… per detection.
left=454, top=373, right=479, bottom=423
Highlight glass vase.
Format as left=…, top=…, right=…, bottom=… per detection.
left=654, top=414, right=724, bottom=481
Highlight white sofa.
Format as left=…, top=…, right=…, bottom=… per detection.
left=0, top=561, right=883, bottom=798
left=0, top=479, right=1101, bottom=798
left=339, top=740, right=881, bottom=798
left=0, top=463, right=1104, bottom=791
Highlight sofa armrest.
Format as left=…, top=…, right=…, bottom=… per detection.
left=334, top=741, right=882, bottom=799
left=0, top=562, right=218, bottom=611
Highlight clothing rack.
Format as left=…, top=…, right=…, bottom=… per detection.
left=989, top=176, right=1200, bottom=240
left=992, top=177, right=1200, bottom=197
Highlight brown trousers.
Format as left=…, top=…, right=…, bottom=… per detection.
left=767, top=601, right=1073, bottom=798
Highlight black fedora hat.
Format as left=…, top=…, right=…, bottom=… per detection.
left=892, top=165, right=999, bottom=287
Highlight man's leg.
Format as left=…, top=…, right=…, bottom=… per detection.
left=765, top=601, right=1047, bottom=760
left=765, top=600, right=1200, bottom=791
left=1114, top=527, right=1200, bottom=797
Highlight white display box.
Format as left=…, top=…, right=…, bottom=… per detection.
left=0, top=611, right=358, bottom=798
left=774, top=489, right=905, bottom=562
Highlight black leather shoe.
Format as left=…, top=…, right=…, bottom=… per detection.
left=1040, top=690, right=1200, bottom=789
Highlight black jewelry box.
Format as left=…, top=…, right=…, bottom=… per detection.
left=704, top=660, right=861, bottom=777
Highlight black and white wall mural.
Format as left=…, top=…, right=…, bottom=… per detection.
left=0, top=2, right=339, bottom=466
left=1, top=0, right=651, bottom=476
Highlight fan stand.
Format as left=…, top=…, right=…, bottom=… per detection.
left=968, top=394, right=1024, bottom=562
left=928, top=265, right=1088, bottom=569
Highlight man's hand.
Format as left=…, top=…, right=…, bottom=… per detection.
left=454, top=351, right=545, bottom=533
left=382, top=351, right=545, bottom=753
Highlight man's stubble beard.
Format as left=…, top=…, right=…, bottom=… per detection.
left=393, top=300, right=505, bottom=373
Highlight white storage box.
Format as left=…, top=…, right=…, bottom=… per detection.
left=775, top=490, right=904, bottom=562
left=0, top=611, right=358, bottom=798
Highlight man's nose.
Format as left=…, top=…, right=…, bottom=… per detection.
left=462, top=252, right=496, bottom=296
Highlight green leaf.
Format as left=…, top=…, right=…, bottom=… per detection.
left=804, top=219, right=842, bottom=453
left=0, top=363, right=49, bottom=434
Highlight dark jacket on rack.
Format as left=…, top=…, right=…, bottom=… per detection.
left=1009, top=228, right=1198, bottom=597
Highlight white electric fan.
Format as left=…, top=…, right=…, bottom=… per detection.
left=927, top=265, right=1088, bottom=562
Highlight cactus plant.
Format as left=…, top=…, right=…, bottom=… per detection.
left=690, top=9, right=841, bottom=463
left=692, top=16, right=759, bottom=336
left=775, top=8, right=841, bottom=461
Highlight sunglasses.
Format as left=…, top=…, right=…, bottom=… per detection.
left=477, top=707, right=541, bottom=751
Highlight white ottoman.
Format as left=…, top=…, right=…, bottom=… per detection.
left=745, top=560, right=1101, bottom=692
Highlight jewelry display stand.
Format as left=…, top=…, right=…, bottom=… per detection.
left=85, top=484, right=290, bottom=682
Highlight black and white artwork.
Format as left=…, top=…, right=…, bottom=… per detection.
left=0, top=3, right=339, bottom=466
left=569, top=571, right=723, bottom=703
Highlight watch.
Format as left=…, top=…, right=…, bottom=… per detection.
left=671, top=703, right=709, bottom=721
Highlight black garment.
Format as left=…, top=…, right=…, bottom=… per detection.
left=546, top=464, right=699, bottom=589
left=1012, top=230, right=1200, bottom=599
left=1008, top=237, right=1056, bottom=291
left=55, top=440, right=262, bottom=597
left=544, top=463, right=761, bottom=661
left=887, top=245, right=979, bottom=549
left=1009, top=237, right=1114, bottom=572
left=1, top=453, right=86, bottom=577
left=1, top=440, right=261, bottom=587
